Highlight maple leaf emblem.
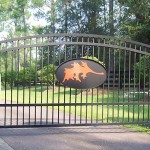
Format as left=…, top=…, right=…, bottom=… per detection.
left=62, top=61, right=104, bottom=83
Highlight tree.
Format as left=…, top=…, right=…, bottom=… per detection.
left=1, top=70, right=17, bottom=88
left=38, top=64, right=57, bottom=85
left=17, top=66, right=36, bottom=85
left=134, top=55, right=150, bottom=89
left=0, top=0, right=12, bottom=28
left=31, top=0, right=58, bottom=34
left=117, top=0, right=150, bottom=44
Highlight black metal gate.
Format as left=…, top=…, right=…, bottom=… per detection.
left=0, top=34, right=150, bottom=127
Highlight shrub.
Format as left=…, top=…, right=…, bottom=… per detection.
left=1, top=70, right=17, bottom=88
left=82, top=56, right=105, bottom=67
left=38, top=64, right=57, bottom=84
left=17, top=67, right=36, bottom=85
left=134, top=56, right=150, bottom=88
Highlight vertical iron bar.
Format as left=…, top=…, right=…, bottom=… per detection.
left=80, top=37, right=84, bottom=124
left=23, top=39, right=26, bottom=125
left=46, top=37, right=50, bottom=125
left=74, top=89, right=77, bottom=124
left=57, top=38, right=61, bottom=125
left=118, top=46, right=121, bottom=123
left=17, top=40, right=20, bottom=125
left=133, top=52, right=136, bottom=122
left=69, top=37, right=73, bottom=124
left=10, top=43, right=13, bottom=126
left=57, top=80, right=60, bottom=125
left=52, top=45, right=55, bottom=124
left=143, top=47, right=146, bottom=122
left=128, top=51, right=131, bottom=122
left=85, top=37, right=89, bottom=124
left=63, top=41, right=67, bottom=124
left=112, top=47, right=115, bottom=123
left=91, top=88, right=94, bottom=124
left=96, top=87, right=99, bottom=123
left=81, top=37, right=84, bottom=57
left=91, top=38, right=95, bottom=124
left=96, top=40, right=100, bottom=123
left=107, top=47, right=111, bottom=123
left=34, top=38, right=38, bottom=125
left=4, top=43, right=8, bottom=126
left=29, top=38, right=32, bottom=125
left=123, top=49, right=126, bottom=123
left=69, top=87, right=72, bottom=124
left=74, top=37, right=79, bottom=124
left=138, top=48, right=142, bottom=122
left=80, top=89, right=83, bottom=124
left=85, top=89, right=88, bottom=124
left=40, top=37, right=44, bottom=125
left=92, top=38, right=95, bottom=58
left=102, top=39, right=106, bottom=123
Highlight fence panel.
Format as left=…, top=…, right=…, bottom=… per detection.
left=0, top=34, right=149, bottom=127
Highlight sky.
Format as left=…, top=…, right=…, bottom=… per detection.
left=0, top=6, right=48, bottom=41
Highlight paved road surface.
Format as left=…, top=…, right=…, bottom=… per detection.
left=0, top=125, right=150, bottom=150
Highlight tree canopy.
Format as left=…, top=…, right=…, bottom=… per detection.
left=0, top=0, right=150, bottom=43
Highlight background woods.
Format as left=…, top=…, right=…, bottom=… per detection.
left=0, top=0, right=150, bottom=87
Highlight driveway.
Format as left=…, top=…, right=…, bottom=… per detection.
left=0, top=125, right=150, bottom=150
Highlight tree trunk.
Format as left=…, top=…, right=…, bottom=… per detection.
left=51, top=0, right=55, bottom=33
left=109, top=0, right=114, bottom=36
left=109, top=0, right=114, bottom=72
left=23, top=8, right=28, bottom=67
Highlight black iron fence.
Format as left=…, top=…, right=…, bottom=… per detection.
left=0, top=34, right=150, bottom=127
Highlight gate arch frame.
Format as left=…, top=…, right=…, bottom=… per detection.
left=0, top=33, right=150, bottom=56
left=0, top=33, right=150, bottom=127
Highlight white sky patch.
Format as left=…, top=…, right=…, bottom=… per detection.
left=0, top=20, right=15, bottom=40
left=0, top=31, right=8, bottom=40
left=28, top=16, right=47, bottom=27
left=31, top=49, right=39, bottom=59
left=28, top=6, right=49, bottom=27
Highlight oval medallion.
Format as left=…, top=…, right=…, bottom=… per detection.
left=56, top=59, right=107, bottom=89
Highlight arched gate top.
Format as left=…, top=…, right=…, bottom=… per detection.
left=0, top=33, right=150, bottom=56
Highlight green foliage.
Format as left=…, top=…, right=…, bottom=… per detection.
left=33, top=0, right=108, bottom=34
left=38, top=46, right=56, bottom=67
left=38, top=64, right=57, bottom=84
left=1, top=70, right=17, bottom=88
left=125, top=125, right=150, bottom=134
left=31, top=0, right=45, bottom=7
left=0, top=0, right=31, bottom=37
left=134, top=56, right=150, bottom=87
left=82, top=56, right=105, bottom=67
left=17, top=67, right=36, bottom=84
left=118, top=0, right=150, bottom=44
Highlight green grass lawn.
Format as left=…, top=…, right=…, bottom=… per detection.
left=125, top=125, right=150, bottom=134
left=1, top=85, right=149, bottom=125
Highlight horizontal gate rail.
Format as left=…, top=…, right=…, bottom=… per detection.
left=0, top=122, right=150, bottom=129
left=0, top=102, right=150, bottom=107
left=0, top=34, right=150, bottom=52
left=1, top=42, right=150, bottom=56
left=0, top=33, right=150, bottom=48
